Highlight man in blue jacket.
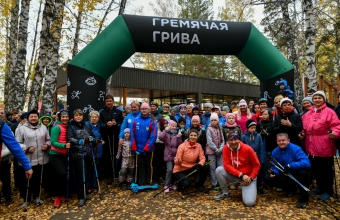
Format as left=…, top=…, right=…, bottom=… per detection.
left=0, top=120, right=33, bottom=178
left=131, top=103, right=158, bottom=186
left=267, top=133, right=311, bottom=208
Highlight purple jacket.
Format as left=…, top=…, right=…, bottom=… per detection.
left=159, top=129, right=183, bottom=162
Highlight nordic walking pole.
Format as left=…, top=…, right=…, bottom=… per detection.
left=107, top=134, right=115, bottom=185
left=81, top=139, right=86, bottom=200
left=214, top=181, right=241, bottom=190
left=66, top=143, right=70, bottom=207
left=135, top=151, right=140, bottom=184
left=37, top=150, right=45, bottom=206
left=23, top=178, right=30, bottom=212
left=153, top=160, right=214, bottom=198
left=90, top=141, right=103, bottom=200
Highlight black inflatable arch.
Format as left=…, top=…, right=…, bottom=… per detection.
left=67, top=15, right=294, bottom=113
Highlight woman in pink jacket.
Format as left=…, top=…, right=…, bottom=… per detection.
left=235, top=99, right=256, bottom=133
left=299, top=91, right=340, bottom=201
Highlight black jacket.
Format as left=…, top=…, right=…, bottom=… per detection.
left=99, top=106, right=123, bottom=137
left=272, top=110, right=302, bottom=147
left=67, top=120, right=94, bottom=158
left=256, top=120, right=276, bottom=152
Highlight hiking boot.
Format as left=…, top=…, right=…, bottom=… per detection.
left=318, top=193, right=331, bottom=201
left=78, top=199, right=86, bottom=207
left=53, top=197, right=61, bottom=208
left=33, top=197, right=43, bottom=205
left=296, top=199, right=308, bottom=208
left=20, top=202, right=30, bottom=209
left=213, top=193, right=232, bottom=201
left=196, top=186, right=208, bottom=193
left=258, top=188, right=266, bottom=196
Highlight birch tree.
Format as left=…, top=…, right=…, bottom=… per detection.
left=41, top=0, right=66, bottom=114
left=4, top=0, right=19, bottom=113
left=28, top=0, right=54, bottom=110
left=303, top=0, right=318, bottom=91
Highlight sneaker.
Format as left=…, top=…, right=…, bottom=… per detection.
left=85, top=195, right=91, bottom=200
left=20, top=202, right=30, bottom=209
left=171, top=185, right=177, bottom=190
left=196, top=186, right=209, bottom=193
left=33, top=197, right=43, bottom=205
left=312, top=189, right=323, bottom=195
left=229, top=185, right=236, bottom=190
left=78, top=199, right=86, bottom=207
left=119, top=182, right=127, bottom=190
left=296, top=199, right=308, bottom=208
left=276, top=188, right=283, bottom=192
left=318, top=193, right=331, bottom=201
left=213, top=193, right=232, bottom=201
left=53, top=197, right=61, bottom=208
left=164, top=186, right=170, bottom=193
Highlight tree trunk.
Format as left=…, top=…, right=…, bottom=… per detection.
left=11, top=0, right=31, bottom=111
left=25, top=0, right=43, bottom=98
left=106, top=0, right=125, bottom=94
left=72, top=9, right=83, bottom=58
left=303, top=0, right=318, bottom=91
left=41, top=0, right=65, bottom=114
left=28, top=0, right=53, bottom=111
left=97, top=0, right=115, bottom=35
left=281, top=2, right=303, bottom=111
left=4, top=0, right=19, bottom=113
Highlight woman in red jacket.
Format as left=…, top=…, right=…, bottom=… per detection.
left=299, top=91, right=340, bottom=201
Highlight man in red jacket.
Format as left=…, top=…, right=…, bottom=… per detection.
left=213, top=131, right=261, bottom=206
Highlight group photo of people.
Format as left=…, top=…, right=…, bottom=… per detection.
left=1, top=87, right=340, bottom=214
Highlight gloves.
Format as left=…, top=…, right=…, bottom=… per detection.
left=215, top=148, right=221, bottom=156
left=283, top=165, right=290, bottom=174
left=195, top=164, right=202, bottom=171
left=78, top=139, right=84, bottom=145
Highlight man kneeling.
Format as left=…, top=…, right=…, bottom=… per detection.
left=213, top=132, right=260, bottom=206
left=267, top=133, right=311, bottom=208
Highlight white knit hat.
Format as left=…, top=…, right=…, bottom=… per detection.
left=239, top=99, right=247, bottom=107
left=280, top=98, right=293, bottom=106
left=313, top=90, right=326, bottom=101
left=204, top=103, right=213, bottom=108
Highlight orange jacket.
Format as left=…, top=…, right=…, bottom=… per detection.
left=173, top=141, right=206, bottom=173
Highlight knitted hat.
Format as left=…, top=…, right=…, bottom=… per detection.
left=308, top=89, right=316, bottom=94
left=124, top=128, right=130, bottom=133
left=227, top=131, right=239, bottom=140
left=58, top=110, right=69, bottom=120
left=222, top=106, right=230, bottom=111
left=210, top=112, right=219, bottom=121
left=150, top=101, right=158, bottom=107
left=313, top=90, right=326, bottom=101
left=192, top=115, right=200, bottom=123
left=239, top=99, right=247, bottom=107
left=159, top=118, right=168, bottom=127
left=27, top=109, right=39, bottom=118
left=168, top=120, right=177, bottom=126
left=192, top=105, right=200, bottom=111
left=246, top=119, right=257, bottom=129
left=73, top=109, right=83, bottom=115
left=204, top=103, right=213, bottom=108
left=280, top=98, right=293, bottom=106
left=212, top=106, right=220, bottom=111
left=20, top=112, right=29, bottom=120
left=302, top=97, right=313, bottom=105
left=225, top=113, right=235, bottom=120
left=141, top=102, right=150, bottom=109
left=178, top=104, right=187, bottom=110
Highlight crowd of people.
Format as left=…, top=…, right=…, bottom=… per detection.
left=1, top=87, right=340, bottom=210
